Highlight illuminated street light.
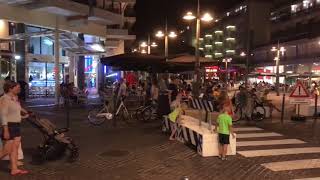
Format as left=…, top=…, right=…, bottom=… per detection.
left=168, top=31, right=177, bottom=38
left=240, top=52, right=246, bottom=57
left=183, top=0, right=214, bottom=96
left=201, top=13, right=214, bottom=22
left=222, top=58, right=232, bottom=84
left=140, top=41, right=148, bottom=48
left=151, top=42, right=158, bottom=47
left=183, top=12, right=196, bottom=20
left=155, top=22, right=178, bottom=60
left=14, top=55, right=21, bottom=60
left=141, top=49, right=147, bottom=54
left=155, top=30, right=165, bottom=38
left=270, top=45, right=286, bottom=96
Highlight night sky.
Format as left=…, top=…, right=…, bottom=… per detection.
left=133, top=0, right=243, bottom=40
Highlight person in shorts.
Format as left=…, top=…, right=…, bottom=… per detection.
left=214, top=104, right=236, bottom=160
left=0, top=81, right=29, bottom=175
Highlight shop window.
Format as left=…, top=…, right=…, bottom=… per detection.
left=29, top=62, right=63, bottom=87
left=0, top=59, right=10, bottom=79
left=41, top=37, right=54, bottom=55
left=29, top=37, right=41, bottom=54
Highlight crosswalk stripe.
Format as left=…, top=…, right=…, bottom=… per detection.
left=293, top=178, right=320, bottom=180
left=237, top=139, right=306, bottom=147
left=234, top=127, right=263, bottom=132
left=237, top=132, right=282, bottom=139
left=238, top=147, right=320, bottom=157
left=261, top=159, right=320, bottom=171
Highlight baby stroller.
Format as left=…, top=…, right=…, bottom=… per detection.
left=27, top=114, right=79, bottom=164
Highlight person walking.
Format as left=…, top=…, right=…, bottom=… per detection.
left=0, top=81, right=29, bottom=175
left=150, top=78, right=159, bottom=102
left=214, top=104, right=236, bottom=161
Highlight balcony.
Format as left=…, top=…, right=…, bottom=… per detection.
left=106, top=28, right=135, bottom=40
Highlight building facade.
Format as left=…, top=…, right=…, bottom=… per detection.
left=198, top=0, right=320, bottom=84
left=0, top=0, right=136, bottom=100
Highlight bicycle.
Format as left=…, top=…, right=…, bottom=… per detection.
left=88, top=97, right=132, bottom=126
left=233, top=98, right=266, bottom=122
left=135, top=100, right=158, bottom=122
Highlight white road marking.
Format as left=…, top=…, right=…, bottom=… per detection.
left=237, top=139, right=306, bottom=147
left=234, top=127, right=263, bottom=132
left=238, top=147, right=320, bottom=157
left=261, top=159, right=320, bottom=171
left=237, top=132, right=282, bottom=139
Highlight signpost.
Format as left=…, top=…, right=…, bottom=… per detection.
left=289, top=81, right=310, bottom=121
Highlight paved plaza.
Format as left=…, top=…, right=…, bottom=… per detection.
left=0, top=95, right=320, bottom=180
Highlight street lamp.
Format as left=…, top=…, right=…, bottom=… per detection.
left=240, top=52, right=246, bottom=57
left=271, top=45, right=286, bottom=96
left=183, top=0, right=214, bottom=96
left=222, top=58, right=232, bottom=84
left=155, top=28, right=177, bottom=61
left=139, top=35, right=158, bottom=54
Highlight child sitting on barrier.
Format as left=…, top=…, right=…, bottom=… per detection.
left=168, top=93, right=185, bottom=141
left=214, top=104, right=236, bottom=160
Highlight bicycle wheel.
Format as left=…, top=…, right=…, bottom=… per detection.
left=142, top=107, right=153, bottom=122
left=134, top=106, right=144, bottom=121
left=233, top=105, right=242, bottom=121
left=88, top=109, right=106, bottom=126
left=252, top=106, right=266, bottom=121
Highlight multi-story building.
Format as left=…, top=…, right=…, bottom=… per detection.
left=199, top=0, right=320, bottom=84
left=0, top=0, right=136, bottom=99
left=200, top=0, right=272, bottom=61
left=251, top=0, right=320, bottom=84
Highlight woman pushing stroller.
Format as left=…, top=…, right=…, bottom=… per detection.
left=0, top=81, right=30, bottom=176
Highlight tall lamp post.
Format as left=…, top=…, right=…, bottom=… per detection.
left=223, top=58, right=232, bottom=84
left=183, top=0, right=213, bottom=96
left=140, top=35, right=158, bottom=54
left=271, top=45, right=286, bottom=96
left=155, top=28, right=177, bottom=61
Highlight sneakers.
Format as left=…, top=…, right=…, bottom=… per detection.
left=221, top=157, right=228, bottom=161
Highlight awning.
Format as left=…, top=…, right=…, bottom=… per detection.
left=9, top=31, right=105, bottom=55
left=100, top=53, right=195, bottom=73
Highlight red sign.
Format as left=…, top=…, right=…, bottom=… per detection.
left=289, top=81, right=310, bottom=98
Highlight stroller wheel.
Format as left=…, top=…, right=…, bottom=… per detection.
left=31, top=146, right=46, bottom=165
left=68, top=148, right=79, bottom=163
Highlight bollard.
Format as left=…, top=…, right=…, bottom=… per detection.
left=313, top=94, right=318, bottom=139
left=281, top=93, right=285, bottom=125
left=65, top=97, right=70, bottom=129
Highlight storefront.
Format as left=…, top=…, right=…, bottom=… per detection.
left=28, top=62, right=64, bottom=87
left=250, top=66, right=285, bottom=84
left=205, top=66, right=219, bottom=81
left=84, top=55, right=99, bottom=89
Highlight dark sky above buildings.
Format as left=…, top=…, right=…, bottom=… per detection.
left=133, top=0, right=243, bottom=40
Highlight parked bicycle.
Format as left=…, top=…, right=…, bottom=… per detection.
left=88, top=97, right=132, bottom=126
left=233, top=97, right=266, bottom=122
left=135, top=100, right=158, bottom=122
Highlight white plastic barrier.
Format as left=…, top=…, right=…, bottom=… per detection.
left=162, top=115, right=236, bottom=157
left=296, top=105, right=320, bottom=117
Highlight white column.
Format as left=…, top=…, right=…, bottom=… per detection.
left=69, top=55, right=75, bottom=84
left=54, top=18, right=60, bottom=105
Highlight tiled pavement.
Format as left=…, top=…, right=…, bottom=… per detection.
left=0, top=105, right=320, bottom=179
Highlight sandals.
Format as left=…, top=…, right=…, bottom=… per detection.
left=11, top=170, right=29, bottom=176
